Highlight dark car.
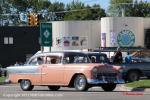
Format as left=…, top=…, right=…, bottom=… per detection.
left=131, top=57, right=150, bottom=63
left=119, top=56, right=150, bottom=82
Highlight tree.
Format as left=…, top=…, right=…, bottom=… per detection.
left=64, top=1, right=106, bottom=20
left=90, top=4, right=106, bottom=20
left=7, top=0, right=28, bottom=11
left=108, top=0, right=132, bottom=17
left=48, top=2, right=65, bottom=21
left=37, top=0, right=51, bottom=10
left=108, top=0, right=150, bottom=17
left=130, top=0, right=150, bottom=17
left=49, top=2, right=65, bottom=12
left=64, top=1, right=88, bottom=20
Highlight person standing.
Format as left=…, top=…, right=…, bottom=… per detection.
left=125, top=51, right=139, bottom=63
left=113, top=47, right=123, bottom=64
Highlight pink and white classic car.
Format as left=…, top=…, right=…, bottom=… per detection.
left=7, top=52, right=124, bottom=91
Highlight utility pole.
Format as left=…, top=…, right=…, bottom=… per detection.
left=112, top=3, right=136, bottom=17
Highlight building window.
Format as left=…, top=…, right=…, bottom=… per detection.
left=9, top=37, right=13, bottom=44
left=4, top=37, right=14, bottom=45
left=4, top=37, right=8, bottom=44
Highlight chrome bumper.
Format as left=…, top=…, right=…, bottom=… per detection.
left=87, top=78, right=125, bottom=84
left=4, top=79, right=11, bottom=84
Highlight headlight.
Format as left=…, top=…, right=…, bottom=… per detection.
left=92, top=67, right=98, bottom=78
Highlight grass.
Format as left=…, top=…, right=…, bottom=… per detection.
left=126, top=80, right=150, bottom=88
left=0, top=76, right=6, bottom=82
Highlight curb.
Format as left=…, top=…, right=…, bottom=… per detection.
left=118, top=84, right=150, bottom=92
left=117, top=84, right=132, bottom=91
left=0, top=82, right=5, bottom=85
left=0, top=80, right=10, bottom=85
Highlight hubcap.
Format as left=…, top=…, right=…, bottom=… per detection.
left=130, top=73, right=138, bottom=81
left=22, top=80, right=30, bottom=89
left=76, top=77, right=86, bottom=89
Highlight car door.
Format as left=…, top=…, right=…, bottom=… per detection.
left=41, top=56, right=64, bottom=85
left=27, top=56, right=45, bottom=85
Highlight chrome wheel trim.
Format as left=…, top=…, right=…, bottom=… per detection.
left=21, top=80, right=30, bottom=90
left=75, top=77, right=86, bottom=90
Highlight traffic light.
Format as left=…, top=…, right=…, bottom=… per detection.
left=28, top=13, right=34, bottom=26
left=34, top=14, right=39, bottom=26
left=28, top=13, right=40, bottom=26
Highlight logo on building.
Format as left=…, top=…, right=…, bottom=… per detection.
left=117, top=30, right=135, bottom=47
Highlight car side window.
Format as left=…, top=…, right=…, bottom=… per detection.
left=99, top=56, right=105, bottom=62
left=63, top=57, right=70, bottom=64
left=90, top=56, right=96, bottom=63
left=46, top=56, right=61, bottom=64
left=29, top=56, right=45, bottom=65
left=63, top=55, right=89, bottom=64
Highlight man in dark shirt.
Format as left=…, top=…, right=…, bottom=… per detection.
left=113, top=47, right=123, bottom=64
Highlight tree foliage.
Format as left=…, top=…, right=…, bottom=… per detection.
left=64, top=1, right=106, bottom=20
left=108, top=0, right=132, bottom=16
left=130, top=0, right=150, bottom=17
left=108, top=0, right=150, bottom=17
left=49, top=2, right=65, bottom=12
left=7, top=0, right=29, bottom=11
left=0, top=0, right=106, bottom=26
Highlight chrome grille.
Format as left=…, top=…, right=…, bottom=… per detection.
left=96, top=73, right=117, bottom=83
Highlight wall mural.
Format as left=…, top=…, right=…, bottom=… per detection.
left=117, top=30, right=135, bottom=47
left=110, top=31, right=117, bottom=47
left=101, top=33, right=106, bottom=47
left=56, top=36, right=87, bottom=47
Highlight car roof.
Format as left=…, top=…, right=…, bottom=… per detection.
left=84, top=52, right=107, bottom=55
left=34, top=51, right=87, bottom=57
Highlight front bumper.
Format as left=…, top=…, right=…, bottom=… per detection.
left=87, top=78, right=125, bottom=84
left=4, top=79, right=11, bottom=84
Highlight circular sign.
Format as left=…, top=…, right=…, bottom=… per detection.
left=117, top=30, right=135, bottom=47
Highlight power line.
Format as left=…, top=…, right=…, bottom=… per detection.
left=0, top=6, right=102, bottom=15
left=54, top=6, right=102, bottom=13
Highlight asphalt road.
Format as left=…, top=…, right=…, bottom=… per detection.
left=0, top=84, right=150, bottom=100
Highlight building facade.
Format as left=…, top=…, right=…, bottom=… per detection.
left=43, top=17, right=150, bottom=52
left=0, top=26, right=40, bottom=67
left=101, top=17, right=149, bottom=48
left=48, top=21, right=101, bottom=51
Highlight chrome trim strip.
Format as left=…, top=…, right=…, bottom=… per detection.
left=17, top=73, right=46, bottom=75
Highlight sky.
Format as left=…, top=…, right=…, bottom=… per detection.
left=50, top=0, right=150, bottom=10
